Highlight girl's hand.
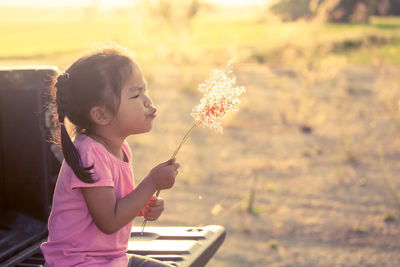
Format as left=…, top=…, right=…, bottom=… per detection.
left=143, top=196, right=164, bottom=221
left=148, top=158, right=180, bottom=191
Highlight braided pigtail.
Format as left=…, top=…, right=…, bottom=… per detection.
left=55, top=73, right=95, bottom=183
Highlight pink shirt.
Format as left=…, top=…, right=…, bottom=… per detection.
left=41, top=134, right=135, bottom=267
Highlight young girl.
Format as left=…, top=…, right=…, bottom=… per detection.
left=40, top=46, right=180, bottom=267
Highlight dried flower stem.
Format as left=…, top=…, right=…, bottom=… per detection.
left=141, top=121, right=197, bottom=234
left=171, top=121, right=197, bottom=159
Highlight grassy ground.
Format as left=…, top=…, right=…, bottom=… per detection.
left=2, top=7, right=400, bottom=266
left=130, top=62, right=400, bottom=266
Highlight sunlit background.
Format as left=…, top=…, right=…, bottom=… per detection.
left=1, top=0, right=271, bottom=8
left=2, top=0, right=400, bottom=266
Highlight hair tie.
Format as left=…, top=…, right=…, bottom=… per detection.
left=57, top=72, right=70, bottom=84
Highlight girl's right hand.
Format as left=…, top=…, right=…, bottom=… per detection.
left=147, top=158, right=180, bottom=191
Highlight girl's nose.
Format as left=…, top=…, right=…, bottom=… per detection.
left=144, top=95, right=152, bottom=107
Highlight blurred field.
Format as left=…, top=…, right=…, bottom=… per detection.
left=2, top=4, right=400, bottom=266
left=2, top=6, right=400, bottom=66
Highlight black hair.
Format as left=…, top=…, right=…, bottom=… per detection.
left=52, top=46, right=135, bottom=183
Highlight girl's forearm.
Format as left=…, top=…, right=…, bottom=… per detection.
left=106, top=176, right=157, bottom=234
left=85, top=159, right=176, bottom=234
left=120, top=174, right=158, bottom=215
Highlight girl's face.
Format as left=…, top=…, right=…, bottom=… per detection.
left=110, top=63, right=156, bottom=137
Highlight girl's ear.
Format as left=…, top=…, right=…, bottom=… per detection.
left=90, top=106, right=112, bottom=126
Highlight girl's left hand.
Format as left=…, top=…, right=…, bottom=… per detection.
left=143, top=196, right=164, bottom=221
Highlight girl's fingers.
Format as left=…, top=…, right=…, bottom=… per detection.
left=146, top=216, right=156, bottom=221
left=144, top=212, right=160, bottom=221
left=145, top=202, right=163, bottom=213
left=148, top=196, right=157, bottom=205
left=143, top=197, right=164, bottom=219
left=149, top=205, right=163, bottom=213
left=172, top=162, right=180, bottom=171
left=161, top=158, right=175, bottom=167
left=150, top=198, right=163, bottom=206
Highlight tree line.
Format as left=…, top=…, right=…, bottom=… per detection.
left=269, top=0, right=400, bottom=23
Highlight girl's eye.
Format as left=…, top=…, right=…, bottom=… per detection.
left=130, top=94, right=140, bottom=99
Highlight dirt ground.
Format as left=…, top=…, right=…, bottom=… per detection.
left=130, top=63, right=400, bottom=267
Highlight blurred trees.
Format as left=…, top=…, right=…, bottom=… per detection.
left=270, top=0, right=400, bottom=23
left=329, top=0, right=376, bottom=23
left=138, top=0, right=212, bottom=64
left=382, top=0, right=400, bottom=16
left=142, top=0, right=210, bottom=45
left=269, top=0, right=314, bottom=21
left=144, top=0, right=209, bottom=28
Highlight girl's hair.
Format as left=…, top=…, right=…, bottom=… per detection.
left=52, top=46, right=136, bottom=183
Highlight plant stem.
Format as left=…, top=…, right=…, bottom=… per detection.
left=172, top=121, right=197, bottom=159
left=141, top=121, right=197, bottom=234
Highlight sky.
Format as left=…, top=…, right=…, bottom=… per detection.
left=0, top=0, right=272, bottom=9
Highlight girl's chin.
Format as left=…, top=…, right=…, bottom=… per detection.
left=134, top=125, right=153, bottom=134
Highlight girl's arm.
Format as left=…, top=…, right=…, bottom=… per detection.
left=81, top=158, right=179, bottom=234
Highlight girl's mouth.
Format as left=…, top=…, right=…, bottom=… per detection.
left=148, top=108, right=157, bottom=119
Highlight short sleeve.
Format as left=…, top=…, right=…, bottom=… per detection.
left=70, top=144, right=114, bottom=189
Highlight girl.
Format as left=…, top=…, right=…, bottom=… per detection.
left=40, top=46, right=180, bottom=267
